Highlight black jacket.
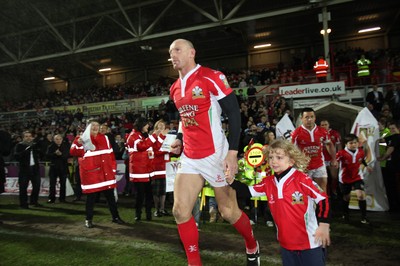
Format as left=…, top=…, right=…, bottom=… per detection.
left=14, top=141, right=40, bottom=177
left=46, top=142, right=70, bottom=174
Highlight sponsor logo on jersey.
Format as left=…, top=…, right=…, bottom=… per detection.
left=291, top=191, right=304, bottom=205
left=179, top=104, right=199, bottom=127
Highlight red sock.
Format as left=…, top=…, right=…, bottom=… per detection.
left=233, top=211, right=257, bottom=253
left=177, top=216, right=201, bottom=266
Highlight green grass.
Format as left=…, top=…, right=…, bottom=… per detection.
left=1, top=195, right=400, bottom=266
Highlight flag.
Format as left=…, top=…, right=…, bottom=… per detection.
left=350, top=107, right=389, bottom=211
left=276, top=113, right=295, bottom=140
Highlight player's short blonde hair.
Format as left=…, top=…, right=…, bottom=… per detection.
left=264, top=139, right=310, bottom=172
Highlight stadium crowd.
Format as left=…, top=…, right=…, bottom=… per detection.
left=1, top=47, right=400, bottom=113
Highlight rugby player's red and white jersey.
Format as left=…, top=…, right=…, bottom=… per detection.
left=336, top=147, right=365, bottom=184
left=252, top=168, right=329, bottom=250
left=170, top=65, right=232, bottom=159
left=291, top=125, right=330, bottom=170
left=323, top=129, right=341, bottom=161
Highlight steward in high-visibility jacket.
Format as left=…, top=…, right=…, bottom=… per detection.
left=313, top=56, right=329, bottom=81
left=357, top=55, right=371, bottom=77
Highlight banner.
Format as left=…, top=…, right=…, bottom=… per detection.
left=3, top=160, right=127, bottom=196
left=279, top=81, right=345, bottom=98
left=3, top=177, right=74, bottom=197
left=350, top=107, right=389, bottom=211
left=275, top=113, right=295, bottom=140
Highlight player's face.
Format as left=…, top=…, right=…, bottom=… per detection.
left=301, top=111, right=316, bottom=129
left=346, top=140, right=359, bottom=150
left=320, top=121, right=329, bottom=130
left=169, top=40, right=194, bottom=71
left=267, top=148, right=294, bottom=174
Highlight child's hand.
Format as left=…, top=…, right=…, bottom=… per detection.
left=314, top=223, right=330, bottom=248
left=225, top=175, right=235, bottom=185
left=366, top=166, right=373, bottom=173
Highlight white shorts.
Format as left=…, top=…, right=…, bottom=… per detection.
left=307, top=165, right=328, bottom=179
left=178, top=144, right=229, bottom=188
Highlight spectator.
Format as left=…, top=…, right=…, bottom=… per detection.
left=46, top=134, right=70, bottom=203
left=158, top=99, right=167, bottom=113
left=385, top=84, right=400, bottom=121
left=36, top=132, right=53, bottom=161
left=14, top=131, right=42, bottom=208
left=380, top=107, right=394, bottom=122
left=0, top=128, right=12, bottom=219
left=236, top=88, right=245, bottom=104
left=113, top=134, right=125, bottom=160
left=165, top=96, right=179, bottom=122
left=247, top=83, right=257, bottom=99
left=238, top=78, right=247, bottom=88
left=262, top=130, right=276, bottom=146
left=366, top=85, right=384, bottom=112
left=366, top=102, right=380, bottom=119
left=243, top=124, right=263, bottom=148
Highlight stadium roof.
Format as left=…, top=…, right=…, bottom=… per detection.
left=0, top=0, right=399, bottom=84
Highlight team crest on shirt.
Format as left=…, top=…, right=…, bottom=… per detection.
left=192, top=86, right=205, bottom=99
left=291, top=191, right=304, bottom=205
left=220, top=74, right=230, bottom=88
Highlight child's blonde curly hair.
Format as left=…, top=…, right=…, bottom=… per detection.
left=263, top=139, right=310, bottom=172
